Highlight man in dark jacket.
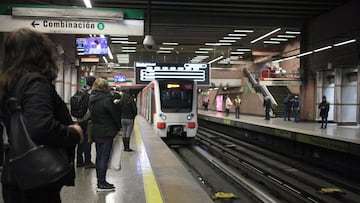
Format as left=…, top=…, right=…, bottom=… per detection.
left=318, top=95, right=330, bottom=129
left=89, top=78, right=121, bottom=192
left=76, top=76, right=96, bottom=169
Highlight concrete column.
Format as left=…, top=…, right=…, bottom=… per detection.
left=63, top=63, right=72, bottom=106
left=315, top=71, right=323, bottom=119
left=334, top=68, right=342, bottom=124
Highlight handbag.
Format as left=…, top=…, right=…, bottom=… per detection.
left=7, top=74, right=71, bottom=190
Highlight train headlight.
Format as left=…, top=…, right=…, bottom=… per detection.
left=160, top=114, right=167, bottom=120
left=186, top=113, right=194, bottom=120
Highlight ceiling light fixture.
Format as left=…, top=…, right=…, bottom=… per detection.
left=277, top=35, right=296, bottom=38
left=228, top=33, right=247, bottom=37
left=208, top=55, right=224, bottom=64
left=251, top=28, right=281, bottom=44
left=263, top=41, right=281, bottom=44
left=162, top=42, right=178, bottom=46
left=159, top=47, right=174, bottom=50
left=234, top=29, right=254, bottom=33
left=313, top=46, right=332, bottom=53
left=83, top=0, right=92, bottom=8
left=102, top=56, right=108, bottom=64
left=270, top=38, right=288, bottom=41
left=285, top=31, right=301, bottom=35
left=219, top=40, right=236, bottom=43
left=333, top=39, right=356, bottom=47
left=297, top=51, right=313, bottom=57
left=236, top=48, right=251, bottom=52
left=195, top=51, right=209, bottom=54
left=157, top=50, right=171, bottom=54
left=223, top=37, right=241, bottom=40
left=199, top=48, right=214, bottom=51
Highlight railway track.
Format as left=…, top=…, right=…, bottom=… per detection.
left=173, top=126, right=360, bottom=203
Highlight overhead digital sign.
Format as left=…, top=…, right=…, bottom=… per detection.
left=135, top=62, right=210, bottom=85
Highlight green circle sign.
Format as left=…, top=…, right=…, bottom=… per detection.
left=97, top=23, right=105, bottom=30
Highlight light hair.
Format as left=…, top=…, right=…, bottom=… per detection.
left=92, top=78, right=109, bottom=92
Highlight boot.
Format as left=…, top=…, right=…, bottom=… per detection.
left=123, top=137, right=133, bottom=152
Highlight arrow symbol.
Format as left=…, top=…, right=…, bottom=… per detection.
left=31, top=21, right=40, bottom=28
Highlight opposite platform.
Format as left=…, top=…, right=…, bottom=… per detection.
left=198, top=110, right=360, bottom=156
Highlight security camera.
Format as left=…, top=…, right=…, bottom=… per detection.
left=143, top=35, right=155, bottom=49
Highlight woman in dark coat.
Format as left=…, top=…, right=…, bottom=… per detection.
left=0, top=28, right=83, bottom=203
left=119, top=90, right=137, bottom=152
left=89, top=78, right=121, bottom=192
left=318, top=95, right=330, bottom=129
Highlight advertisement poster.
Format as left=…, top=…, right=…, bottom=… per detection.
left=216, top=95, right=223, bottom=112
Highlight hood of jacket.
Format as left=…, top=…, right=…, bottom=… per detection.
left=90, top=90, right=111, bottom=104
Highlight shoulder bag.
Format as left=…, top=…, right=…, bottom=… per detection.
left=6, top=74, right=71, bottom=190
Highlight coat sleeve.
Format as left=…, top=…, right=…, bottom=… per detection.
left=22, top=78, right=80, bottom=147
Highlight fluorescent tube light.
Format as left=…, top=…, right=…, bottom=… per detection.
left=230, top=52, right=245, bottom=55
left=285, top=31, right=301, bottom=35
left=111, top=37, right=129, bottom=41
left=270, top=38, right=288, bottom=41
left=219, top=40, right=236, bottom=43
left=195, top=51, right=209, bottom=54
left=251, top=28, right=281, bottom=44
left=223, top=37, right=241, bottom=40
left=277, top=35, right=296, bottom=38
left=236, top=48, right=251, bottom=52
left=159, top=47, right=174, bottom=50
left=228, top=33, right=247, bottom=37
left=83, top=0, right=92, bottom=8
left=157, top=50, right=171, bottom=54
left=162, top=42, right=179, bottom=46
left=313, top=46, right=332, bottom=53
left=122, top=47, right=136, bottom=50
left=263, top=41, right=281, bottom=44
left=297, top=51, right=313, bottom=57
left=107, top=47, right=113, bottom=60
left=333, top=39, right=356, bottom=47
left=208, top=55, right=224, bottom=64
left=198, top=48, right=214, bottom=51
left=102, top=56, right=108, bottom=63
left=234, top=29, right=254, bottom=33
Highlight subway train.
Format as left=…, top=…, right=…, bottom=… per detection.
left=137, top=79, right=198, bottom=144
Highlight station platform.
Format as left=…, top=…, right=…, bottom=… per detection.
left=58, top=116, right=213, bottom=203
left=198, top=110, right=360, bottom=156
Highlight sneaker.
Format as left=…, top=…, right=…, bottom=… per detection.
left=97, top=182, right=115, bottom=192
left=84, top=162, right=96, bottom=169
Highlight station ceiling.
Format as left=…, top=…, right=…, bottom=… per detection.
left=3, top=0, right=351, bottom=66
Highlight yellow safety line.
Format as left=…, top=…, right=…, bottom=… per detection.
left=134, top=121, right=163, bottom=203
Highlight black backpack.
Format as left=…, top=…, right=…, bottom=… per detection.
left=70, top=89, right=89, bottom=118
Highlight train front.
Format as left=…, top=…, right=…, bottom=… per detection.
left=155, top=79, right=197, bottom=143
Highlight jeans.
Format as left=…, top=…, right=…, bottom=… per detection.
left=284, top=109, right=291, bottom=120
left=95, top=138, right=113, bottom=183
left=294, top=109, right=300, bottom=122
left=321, top=116, right=328, bottom=127
left=235, top=107, right=240, bottom=118
left=121, top=119, right=134, bottom=138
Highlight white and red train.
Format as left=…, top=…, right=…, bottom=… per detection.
left=137, top=79, right=197, bottom=143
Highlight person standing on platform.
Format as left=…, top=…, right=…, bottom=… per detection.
left=234, top=95, right=241, bottom=119
left=318, top=95, right=330, bottom=129
left=203, top=98, right=210, bottom=111
left=89, top=78, right=121, bottom=192
left=73, top=76, right=96, bottom=169
left=292, top=95, right=301, bottom=122
left=0, top=28, right=83, bottom=203
left=283, top=94, right=292, bottom=121
left=225, top=95, right=233, bottom=116
left=263, top=96, right=271, bottom=120
left=119, top=90, right=137, bottom=152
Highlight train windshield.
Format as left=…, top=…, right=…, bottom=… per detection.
left=159, top=81, right=193, bottom=113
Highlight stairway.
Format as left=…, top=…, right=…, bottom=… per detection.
left=267, top=86, right=292, bottom=118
